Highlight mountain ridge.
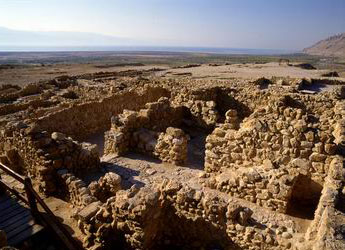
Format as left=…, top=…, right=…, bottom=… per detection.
left=303, top=33, right=345, bottom=57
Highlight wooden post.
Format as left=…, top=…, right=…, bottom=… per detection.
left=24, top=177, right=38, bottom=216
left=0, top=175, right=5, bottom=194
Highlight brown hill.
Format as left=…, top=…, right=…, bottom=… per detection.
left=303, top=33, right=345, bottom=57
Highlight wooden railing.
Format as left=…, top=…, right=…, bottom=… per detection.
left=0, top=162, right=82, bottom=250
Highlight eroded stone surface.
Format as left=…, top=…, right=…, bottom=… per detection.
left=0, top=71, right=345, bottom=250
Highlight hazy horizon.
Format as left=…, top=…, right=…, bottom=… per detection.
left=0, top=44, right=297, bottom=55
left=0, top=26, right=298, bottom=54
left=1, top=0, right=345, bottom=50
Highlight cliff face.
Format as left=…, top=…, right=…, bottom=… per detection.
left=304, top=33, right=345, bottom=57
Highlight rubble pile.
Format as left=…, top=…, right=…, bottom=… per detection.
left=89, top=172, right=122, bottom=202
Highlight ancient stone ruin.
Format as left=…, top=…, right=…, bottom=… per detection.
left=0, top=71, right=345, bottom=250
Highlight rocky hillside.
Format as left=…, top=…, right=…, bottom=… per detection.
left=304, top=33, right=345, bottom=57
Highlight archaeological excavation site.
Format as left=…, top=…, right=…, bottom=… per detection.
left=1, top=68, right=345, bottom=250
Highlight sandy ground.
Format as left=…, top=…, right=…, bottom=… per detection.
left=1, top=61, right=345, bottom=86
left=0, top=64, right=166, bottom=86
left=159, top=62, right=345, bottom=80
left=44, top=196, right=84, bottom=243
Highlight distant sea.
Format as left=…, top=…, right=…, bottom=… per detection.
left=0, top=46, right=297, bottom=55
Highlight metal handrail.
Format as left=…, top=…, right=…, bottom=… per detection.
left=0, top=162, right=82, bottom=250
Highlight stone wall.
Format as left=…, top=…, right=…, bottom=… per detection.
left=81, top=178, right=301, bottom=250
left=0, top=124, right=100, bottom=194
left=303, top=156, right=345, bottom=250
left=0, top=98, right=58, bottom=117
left=206, top=164, right=292, bottom=213
left=34, top=86, right=170, bottom=140
left=0, top=83, right=45, bottom=104
left=57, top=169, right=97, bottom=207
left=205, top=156, right=324, bottom=213
left=171, top=86, right=250, bottom=129
left=333, top=101, right=345, bottom=154
left=89, top=172, right=122, bottom=203
left=1, top=76, right=345, bottom=250
left=205, top=95, right=337, bottom=187
left=104, top=97, right=186, bottom=160
left=154, top=127, right=188, bottom=165
left=123, top=126, right=189, bottom=165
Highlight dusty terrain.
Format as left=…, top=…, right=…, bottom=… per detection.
left=1, top=59, right=345, bottom=87
left=0, top=63, right=157, bottom=86
left=0, top=53, right=345, bottom=250
left=160, top=62, right=345, bottom=80
left=1, top=51, right=345, bottom=86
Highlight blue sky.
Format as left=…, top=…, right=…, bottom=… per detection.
left=0, top=0, right=345, bottom=49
